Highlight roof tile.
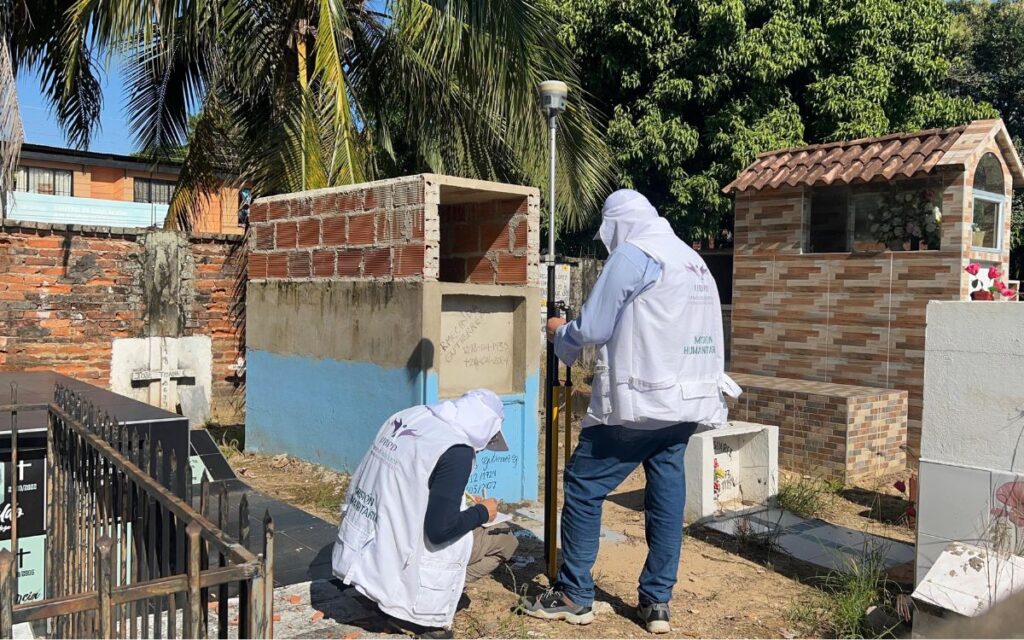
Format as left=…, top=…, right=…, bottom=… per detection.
left=724, top=124, right=970, bottom=193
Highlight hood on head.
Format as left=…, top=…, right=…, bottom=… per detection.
left=426, top=389, right=506, bottom=452
left=596, top=189, right=660, bottom=253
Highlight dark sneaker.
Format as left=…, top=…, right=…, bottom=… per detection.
left=520, top=589, right=595, bottom=625
left=638, top=602, right=671, bottom=634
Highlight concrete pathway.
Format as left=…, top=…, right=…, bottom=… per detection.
left=701, top=505, right=915, bottom=575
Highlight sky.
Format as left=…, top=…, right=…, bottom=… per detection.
left=16, top=60, right=136, bottom=155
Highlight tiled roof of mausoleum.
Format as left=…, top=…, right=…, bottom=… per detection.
left=723, top=119, right=1024, bottom=193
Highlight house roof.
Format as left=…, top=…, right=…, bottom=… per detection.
left=723, top=119, right=1024, bottom=194
left=19, top=143, right=186, bottom=175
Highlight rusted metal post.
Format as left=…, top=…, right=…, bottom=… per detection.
left=9, top=383, right=19, bottom=595
left=238, top=494, right=251, bottom=638
left=262, top=510, right=275, bottom=638
left=186, top=521, right=203, bottom=639
left=0, top=549, right=13, bottom=639
left=97, top=537, right=114, bottom=639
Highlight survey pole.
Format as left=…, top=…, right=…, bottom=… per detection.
left=538, top=80, right=567, bottom=582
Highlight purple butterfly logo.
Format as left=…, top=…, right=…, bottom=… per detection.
left=390, top=418, right=418, bottom=439
left=685, top=263, right=710, bottom=280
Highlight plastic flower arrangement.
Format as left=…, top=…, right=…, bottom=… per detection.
left=965, top=263, right=1018, bottom=300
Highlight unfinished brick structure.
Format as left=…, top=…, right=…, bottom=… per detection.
left=0, top=220, right=246, bottom=421
left=727, top=373, right=907, bottom=483
left=245, top=174, right=543, bottom=501
left=247, top=174, right=538, bottom=286
left=725, top=119, right=1023, bottom=463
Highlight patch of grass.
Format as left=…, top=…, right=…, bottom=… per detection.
left=789, top=543, right=901, bottom=639
left=734, top=515, right=781, bottom=553
left=304, top=475, right=348, bottom=516
left=776, top=476, right=832, bottom=518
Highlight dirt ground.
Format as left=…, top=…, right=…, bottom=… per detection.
left=221, top=438, right=845, bottom=638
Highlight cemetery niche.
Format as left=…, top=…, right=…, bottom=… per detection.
left=724, top=118, right=1023, bottom=465
left=245, top=174, right=542, bottom=502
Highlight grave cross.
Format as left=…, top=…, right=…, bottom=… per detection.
left=132, top=366, right=193, bottom=411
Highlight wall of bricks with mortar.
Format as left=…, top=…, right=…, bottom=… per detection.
left=438, top=200, right=530, bottom=285
left=0, top=222, right=246, bottom=422
left=727, top=373, right=907, bottom=483
left=247, top=180, right=429, bottom=281
left=248, top=181, right=532, bottom=286
left=729, top=173, right=984, bottom=463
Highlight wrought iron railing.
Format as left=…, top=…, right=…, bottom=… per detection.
left=0, top=384, right=274, bottom=638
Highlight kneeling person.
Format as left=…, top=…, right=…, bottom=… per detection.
left=333, top=389, right=518, bottom=637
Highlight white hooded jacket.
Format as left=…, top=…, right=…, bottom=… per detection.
left=332, top=390, right=504, bottom=628
left=590, top=190, right=741, bottom=426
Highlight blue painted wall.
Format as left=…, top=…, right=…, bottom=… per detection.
left=246, top=349, right=424, bottom=472
left=248, top=350, right=539, bottom=501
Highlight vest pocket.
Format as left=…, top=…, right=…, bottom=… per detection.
left=590, top=367, right=613, bottom=417
left=413, top=560, right=462, bottom=615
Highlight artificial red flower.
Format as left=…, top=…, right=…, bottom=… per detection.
left=988, top=267, right=1002, bottom=280
left=893, top=480, right=907, bottom=494
left=991, top=480, right=1024, bottom=527
left=965, top=263, right=981, bottom=276
left=1000, top=287, right=1017, bottom=299
left=906, top=506, right=916, bottom=518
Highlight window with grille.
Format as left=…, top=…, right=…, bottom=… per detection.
left=14, top=166, right=73, bottom=196
left=133, top=178, right=176, bottom=204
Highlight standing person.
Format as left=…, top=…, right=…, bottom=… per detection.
left=521, top=190, right=740, bottom=633
left=333, top=389, right=519, bottom=639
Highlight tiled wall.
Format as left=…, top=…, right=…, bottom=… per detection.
left=727, top=373, right=907, bottom=483
left=728, top=159, right=1016, bottom=460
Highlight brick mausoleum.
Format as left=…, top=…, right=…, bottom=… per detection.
left=725, top=118, right=1022, bottom=466
left=245, top=174, right=542, bottom=502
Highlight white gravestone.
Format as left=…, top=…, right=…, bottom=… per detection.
left=684, top=421, right=779, bottom=523
left=110, top=336, right=213, bottom=413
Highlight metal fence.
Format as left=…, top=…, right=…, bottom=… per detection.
left=0, top=384, right=274, bottom=638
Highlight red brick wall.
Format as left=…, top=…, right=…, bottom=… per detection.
left=0, top=221, right=246, bottom=421
left=247, top=180, right=427, bottom=281
left=247, top=178, right=533, bottom=286
left=438, top=199, right=530, bottom=285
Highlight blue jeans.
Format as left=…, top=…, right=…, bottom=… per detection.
left=555, top=422, right=698, bottom=607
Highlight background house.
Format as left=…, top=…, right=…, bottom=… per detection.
left=4, top=143, right=241, bottom=234
left=724, top=119, right=1022, bottom=462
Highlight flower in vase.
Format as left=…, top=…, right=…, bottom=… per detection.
left=893, top=480, right=907, bottom=494
left=988, top=267, right=1002, bottom=280
left=991, top=480, right=1024, bottom=527
left=1000, top=286, right=1017, bottom=299
left=965, top=263, right=981, bottom=276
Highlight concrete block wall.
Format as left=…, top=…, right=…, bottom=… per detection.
left=916, top=301, right=1024, bottom=585
left=727, top=373, right=907, bottom=484
left=0, top=220, right=246, bottom=422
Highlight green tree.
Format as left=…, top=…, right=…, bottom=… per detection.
left=3, top=1, right=612, bottom=231
left=949, top=0, right=1024, bottom=280
left=553, top=0, right=993, bottom=245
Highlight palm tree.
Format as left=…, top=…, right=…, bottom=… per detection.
left=3, top=0, right=612, bottom=231
left=0, top=37, right=24, bottom=219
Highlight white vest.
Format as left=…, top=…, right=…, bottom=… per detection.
left=332, top=406, right=476, bottom=628
left=587, top=229, right=741, bottom=427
